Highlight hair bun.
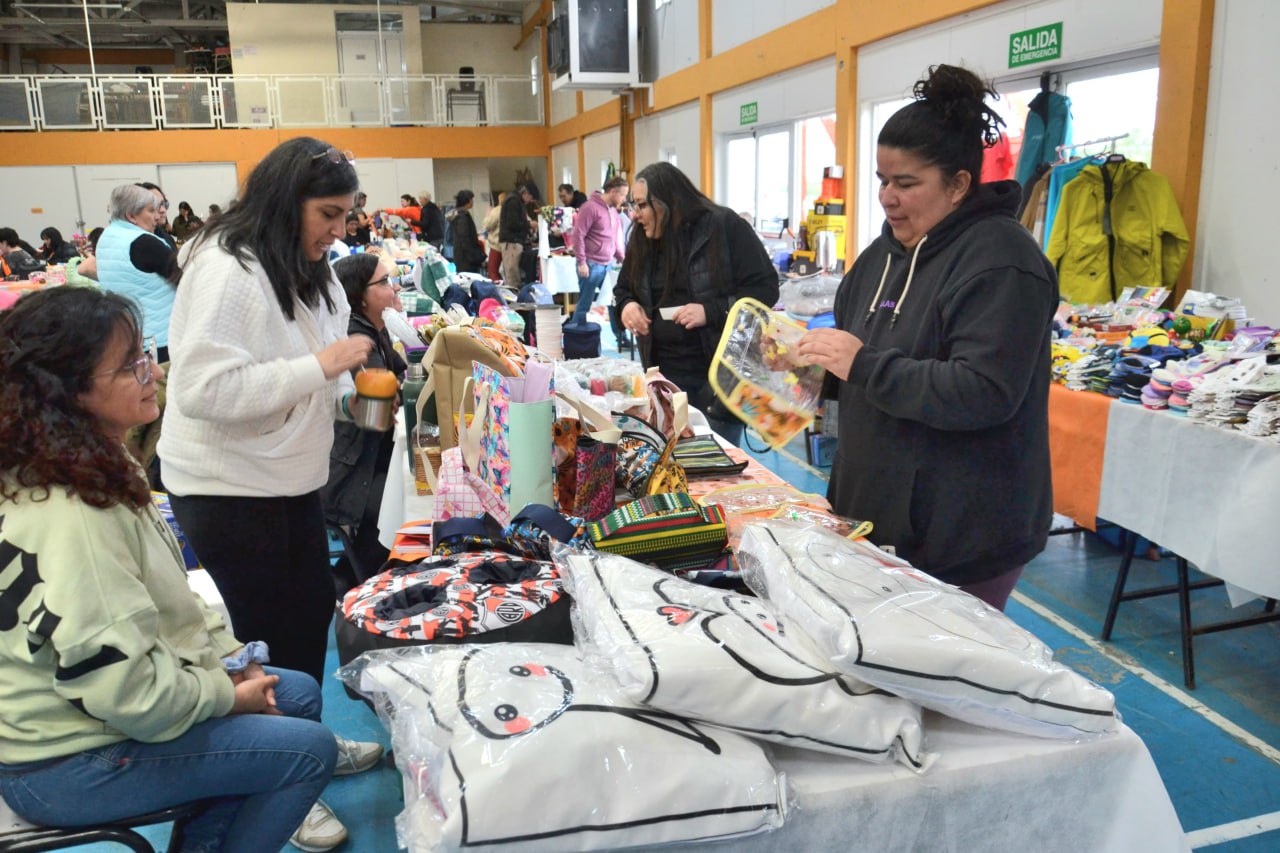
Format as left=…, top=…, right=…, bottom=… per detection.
left=913, top=64, right=1006, bottom=147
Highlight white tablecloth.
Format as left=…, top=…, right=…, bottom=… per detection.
left=630, top=716, right=1185, bottom=852
left=541, top=254, right=618, bottom=303
left=1098, top=402, right=1280, bottom=602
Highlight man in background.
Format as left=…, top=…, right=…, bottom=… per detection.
left=558, top=182, right=589, bottom=209
left=569, top=176, right=627, bottom=326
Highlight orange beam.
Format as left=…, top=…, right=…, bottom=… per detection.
left=848, top=0, right=1004, bottom=45
left=516, top=0, right=551, bottom=51
left=1, top=127, right=551, bottom=188
left=577, top=136, right=586, bottom=192
left=698, top=0, right=713, bottom=61
left=1151, top=0, right=1215, bottom=302
left=546, top=98, right=621, bottom=147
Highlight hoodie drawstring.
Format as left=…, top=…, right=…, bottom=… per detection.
left=864, top=255, right=893, bottom=323
left=864, top=233, right=928, bottom=327
left=892, top=234, right=927, bottom=327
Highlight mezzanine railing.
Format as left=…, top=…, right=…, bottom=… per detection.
left=0, top=72, right=542, bottom=132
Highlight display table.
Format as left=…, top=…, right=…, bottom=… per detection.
left=540, top=254, right=618, bottom=302
left=1098, top=401, right=1280, bottom=602
left=1049, top=387, right=1280, bottom=601
left=630, top=716, right=1185, bottom=853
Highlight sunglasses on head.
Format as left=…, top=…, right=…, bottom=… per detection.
left=312, top=147, right=356, bottom=166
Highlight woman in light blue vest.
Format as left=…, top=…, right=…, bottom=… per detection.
left=97, top=184, right=177, bottom=363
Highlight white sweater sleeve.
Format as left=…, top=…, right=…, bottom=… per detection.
left=169, top=249, right=329, bottom=424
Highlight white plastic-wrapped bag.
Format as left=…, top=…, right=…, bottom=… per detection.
left=736, top=522, right=1120, bottom=740
left=559, top=551, right=932, bottom=770
left=342, top=643, right=787, bottom=852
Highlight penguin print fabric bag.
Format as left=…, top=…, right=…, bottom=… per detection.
left=736, top=521, right=1120, bottom=739
left=560, top=552, right=930, bottom=769
left=347, top=643, right=786, bottom=852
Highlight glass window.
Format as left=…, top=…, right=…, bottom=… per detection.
left=855, top=54, right=1159, bottom=251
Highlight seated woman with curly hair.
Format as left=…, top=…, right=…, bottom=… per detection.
left=0, top=287, right=338, bottom=851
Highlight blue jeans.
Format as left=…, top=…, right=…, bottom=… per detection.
left=0, top=667, right=336, bottom=853
left=573, top=262, right=608, bottom=324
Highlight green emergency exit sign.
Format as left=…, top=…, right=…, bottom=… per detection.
left=740, top=102, right=758, bottom=126
left=1009, top=22, right=1062, bottom=68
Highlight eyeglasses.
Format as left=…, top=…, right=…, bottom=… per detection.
left=368, top=275, right=401, bottom=289
left=312, top=147, right=356, bottom=166
left=633, top=200, right=651, bottom=211
left=157, top=200, right=170, bottom=212
left=93, top=337, right=157, bottom=386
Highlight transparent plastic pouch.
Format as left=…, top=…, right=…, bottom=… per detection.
left=710, top=298, right=827, bottom=450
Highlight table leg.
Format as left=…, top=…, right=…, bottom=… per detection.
left=1100, top=529, right=1139, bottom=640
left=1177, top=556, right=1195, bottom=690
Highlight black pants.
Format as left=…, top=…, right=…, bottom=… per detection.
left=169, top=491, right=335, bottom=685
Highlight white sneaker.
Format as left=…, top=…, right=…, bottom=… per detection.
left=291, top=799, right=348, bottom=852
left=333, top=735, right=384, bottom=777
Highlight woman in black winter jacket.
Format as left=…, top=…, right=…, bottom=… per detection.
left=321, top=252, right=407, bottom=594
left=797, top=64, right=1058, bottom=611
left=615, top=162, right=779, bottom=445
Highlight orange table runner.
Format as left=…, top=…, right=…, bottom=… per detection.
left=1047, top=384, right=1111, bottom=531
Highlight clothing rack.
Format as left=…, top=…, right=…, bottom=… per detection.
left=1056, top=133, right=1129, bottom=160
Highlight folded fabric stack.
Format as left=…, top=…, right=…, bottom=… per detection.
left=1065, top=349, right=1118, bottom=393
left=1107, top=355, right=1160, bottom=402
left=1185, top=359, right=1280, bottom=427
left=1242, top=395, right=1280, bottom=441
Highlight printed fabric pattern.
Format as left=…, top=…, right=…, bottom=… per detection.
left=435, top=446, right=510, bottom=525
left=472, top=363, right=512, bottom=505
left=572, top=436, right=617, bottom=522
left=341, top=552, right=563, bottom=641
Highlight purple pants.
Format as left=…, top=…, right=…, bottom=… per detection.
left=959, top=565, right=1026, bottom=611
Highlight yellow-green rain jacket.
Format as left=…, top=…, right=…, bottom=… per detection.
left=1046, top=159, right=1189, bottom=304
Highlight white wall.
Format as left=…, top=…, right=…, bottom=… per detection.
left=648, top=0, right=699, bottom=78
left=550, top=87, right=578, bottom=124
left=582, top=128, right=622, bottom=191
left=711, top=60, right=833, bottom=134
left=0, top=166, right=83, bottom=242
left=157, top=164, right=239, bottom=215
left=419, top=22, right=535, bottom=76
left=1194, top=0, right=1279, bottom=324
left=857, top=0, right=1161, bottom=102
left=0, top=162, right=238, bottom=241
left=712, top=0, right=831, bottom=55
left=634, top=101, right=700, bottom=188
left=551, top=140, right=578, bottom=192
left=432, top=158, right=493, bottom=221
left=582, top=91, right=617, bottom=111
left=227, top=3, right=424, bottom=76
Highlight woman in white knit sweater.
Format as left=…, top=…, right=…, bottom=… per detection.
left=157, top=138, right=385, bottom=851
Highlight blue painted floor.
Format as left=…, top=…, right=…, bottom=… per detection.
left=88, top=331, right=1279, bottom=851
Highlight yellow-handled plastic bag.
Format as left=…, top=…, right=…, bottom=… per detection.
left=709, top=298, right=826, bottom=450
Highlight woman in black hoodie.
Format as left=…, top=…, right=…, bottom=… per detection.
left=797, top=64, right=1058, bottom=610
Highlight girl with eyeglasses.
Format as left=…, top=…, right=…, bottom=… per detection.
left=157, top=136, right=383, bottom=850
left=0, top=287, right=339, bottom=851
left=321, top=253, right=406, bottom=593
